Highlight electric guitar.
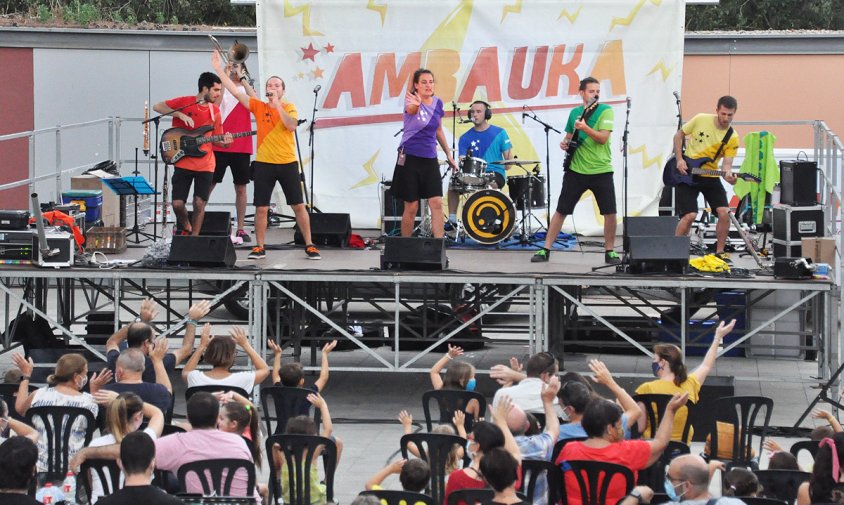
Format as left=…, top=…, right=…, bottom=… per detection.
left=562, top=97, right=600, bottom=171
left=662, top=155, right=761, bottom=187
left=160, top=126, right=257, bottom=164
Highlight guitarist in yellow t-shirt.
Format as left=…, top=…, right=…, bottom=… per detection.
left=672, top=96, right=739, bottom=263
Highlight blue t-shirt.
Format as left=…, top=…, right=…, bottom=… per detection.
left=458, top=125, right=512, bottom=179
left=402, top=98, right=444, bottom=159
left=103, top=381, right=173, bottom=415
left=558, top=414, right=632, bottom=441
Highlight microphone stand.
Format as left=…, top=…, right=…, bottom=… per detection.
left=306, top=87, right=321, bottom=213
left=522, top=107, right=561, bottom=229
left=659, top=92, right=684, bottom=216
left=143, top=100, right=199, bottom=238
left=451, top=101, right=459, bottom=156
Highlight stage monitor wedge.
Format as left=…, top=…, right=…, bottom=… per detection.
left=294, top=213, right=352, bottom=248
left=168, top=235, right=236, bottom=268
left=382, top=237, right=447, bottom=271
left=185, top=211, right=232, bottom=237
left=627, top=235, right=689, bottom=274
left=624, top=216, right=679, bottom=251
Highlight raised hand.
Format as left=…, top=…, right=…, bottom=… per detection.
left=268, top=339, right=282, bottom=356
left=322, top=340, right=338, bottom=355
left=93, top=389, right=118, bottom=405
left=230, top=326, right=250, bottom=348
left=11, top=353, right=33, bottom=376
left=188, top=300, right=211, bottom=321
left=447, top=344, right=464, bottom=359
left=139, top=298, right=159, bottom=322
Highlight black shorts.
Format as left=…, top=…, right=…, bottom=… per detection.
left=675, top=176, right=729, bottom=216
left=213, top=151, right=252, bottom=185
left=556, top=170, right=616, bottom=215
left=252, top=161, right=304, bottom=207
left=171, top=168, right=213, bottom=202
left=391, top=153, right=443, bottom=202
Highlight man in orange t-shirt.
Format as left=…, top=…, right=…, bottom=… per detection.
left=211, top=51, right=320, bottom=260
left=153, top=72, right=232, bottom=236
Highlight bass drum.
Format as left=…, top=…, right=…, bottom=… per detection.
left=461, top=189, right=516, bottom=244
left=508, top=174, right=547, bottom=211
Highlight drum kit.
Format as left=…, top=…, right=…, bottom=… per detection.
left=448, top=156, right=547, bottom=245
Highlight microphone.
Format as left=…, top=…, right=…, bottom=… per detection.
left=313, top=84, right=322, bottom=93
left=522, top=105, right=526, bottom=125
left=673, top=91, right=680, bottom=100
left=626, top=97, right=631, bottom=108
left=297, top=119, right=307, bottom=125
left=459, top=118, right=473, bottom=124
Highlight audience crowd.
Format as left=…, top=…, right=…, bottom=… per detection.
left=0, top=304, right=839, bottom=505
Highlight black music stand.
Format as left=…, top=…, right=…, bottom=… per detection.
left=102, top=176, right=156, bottom=245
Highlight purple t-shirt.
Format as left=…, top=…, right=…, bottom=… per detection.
left=402, top=97, right=444, bottom=159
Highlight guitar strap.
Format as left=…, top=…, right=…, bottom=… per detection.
left=710, top=127, right=734, bottom=162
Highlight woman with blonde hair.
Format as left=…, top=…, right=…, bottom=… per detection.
left=12, top=352, right=111, bottom=472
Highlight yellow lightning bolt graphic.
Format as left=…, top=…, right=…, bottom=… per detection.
left=351, top=149, right=381, bottom=190
left=629, top=144, right=663, bottom=170
left=501, top=0, right=523, bottom=23
left=283, top=0, right=323, bottom=36
left=557, top=6, right=583, bottom=24
left=366, top=0, right=387, bottom=26
left=647, top=60, right=674, bottom=81
left=609, top=0, right=661, bottom=31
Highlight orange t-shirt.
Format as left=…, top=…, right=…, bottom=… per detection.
left=166, top=96, right=222, bottom=172
left=249, top=97, right=298, bottom=164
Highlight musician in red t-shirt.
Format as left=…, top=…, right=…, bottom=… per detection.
left=153, top=72, right=232, bottom=235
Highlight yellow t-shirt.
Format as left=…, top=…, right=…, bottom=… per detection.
left=635, top=375, right=701, bottom=441
left=249, top=97, right=298, bottom=164
left=681, top=113, right=739, bottom=175
left=370, top=484, right=428, bottom=505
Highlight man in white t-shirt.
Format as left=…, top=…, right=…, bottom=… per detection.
left=491, top=352, right=559, bottom=413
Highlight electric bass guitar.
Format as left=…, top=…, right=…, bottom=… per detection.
left=562, top=97, right=600, bottom=171
left=662, top=155, right=761, bottom=187
left=160, top=126, right=257, bottom=164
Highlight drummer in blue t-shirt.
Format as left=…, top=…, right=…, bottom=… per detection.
left=446, top=100, right=513, bottom=229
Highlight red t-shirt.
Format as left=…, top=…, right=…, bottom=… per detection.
left=165, top=96, right=222, bottom=172
left=213, top=87, right=253, bottom=154
left=444, top=465, right=523, bottom=505
left=556, top=440, right=650, bottom=505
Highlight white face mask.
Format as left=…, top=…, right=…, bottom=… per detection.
left=77, top=374, right=88, bottom=390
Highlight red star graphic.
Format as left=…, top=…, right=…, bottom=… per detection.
left=311, top=67, right=325, bottom=79
left=324, top=43, right=335, bottom=53
left=301, top=43, right=319, bottom=61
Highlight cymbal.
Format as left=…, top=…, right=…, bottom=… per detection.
left=491, top=159, right=541, bottom=166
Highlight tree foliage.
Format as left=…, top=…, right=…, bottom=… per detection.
left=687, top=0, right=844, bottom=31
left=0, top=0, right=256, bottom=27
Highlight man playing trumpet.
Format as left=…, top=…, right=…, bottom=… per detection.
left=211, top=50, right=320, bottom=260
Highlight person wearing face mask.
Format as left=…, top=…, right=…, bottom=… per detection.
left=661, top=453, right=745, bottom=505
left=86, top=391, right=165, bottom=503
left=635, top=319, right=736, bottom=442
left=556, top=393, right=689, bottom=505
left=11, top=352, right=111, bottom=473
left=797, top=432, right=844, bottom=505
left=429, top=344, right=480, bottom=421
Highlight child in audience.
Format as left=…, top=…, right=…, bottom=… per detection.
left=0, top=399, right=38, bottom=443
left=365, top=458, right=431, bottom=494
left=272, top=393, right=335, bottom=505
left=429, top=345, right=480, bottom=421
left=269, top=338, right=338, bottom=392
left=216, top=391, right=262, bottom=467
left=798, top=432, right=844, bottom=505
left=399, top=410, right=466, bottom=474
left=724, top=467, right=762, bottom=497
left=479, top=447, right=529, bottom=505
left=182, top=325, right=270, bottom=393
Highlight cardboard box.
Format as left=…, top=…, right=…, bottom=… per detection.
left=802, top=237, right=837, bottom=267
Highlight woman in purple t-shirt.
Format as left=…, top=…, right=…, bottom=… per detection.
left=392, top=68, right=457, bottom=238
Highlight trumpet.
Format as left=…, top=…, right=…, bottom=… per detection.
left=209, top=34, right=253, bottom=86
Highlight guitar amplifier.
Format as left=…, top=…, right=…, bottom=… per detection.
left=0, top=210, right=30, bottom=230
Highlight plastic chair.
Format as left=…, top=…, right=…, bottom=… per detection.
left=531, top=412, right=564, bottom=432
left=400, top=432, right=466, bottom=505
left=518, top=459, right=564, bottom=505
left=266, top=433, right=337, bottom=505
left=637, top=441, right=690, bottom=489
left=79, top=458, right=122, bottom=501
left=789, top=440, right=820, bottom=461
left=651, top=492, right=671, bottom=504
left=162, top=423, right=187, bottom=436
left=446, top=488, right=495, bottom=505
left=736, top=497, right=787, bottom=505
left=422, top=389, right=487, bottom=432
left=562, top=460, right=636, bottom=505
left=184, top=385, right=250, bottom=402
left=551, top=436, right=587, bottom=463
left=633, top=394, right=694, bottom=443
left=260, top=386, right=322, bottom=436
left=754, top=469, right=810, bottom=505
left=361, top=489, right=436, bottom=505
left=708, top=396, right=773, bottom=469
left=176, top=458, right=256, bottom=497
left=26, top=405, right=97, bottom=481
left=0, top=382, right=35, bottom=421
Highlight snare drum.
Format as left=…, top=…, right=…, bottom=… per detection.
left=508, top=175, right=547, bottom=211
left=461, top=189, right=516, bottom=244
left=460, top=157, right=489, bottom=186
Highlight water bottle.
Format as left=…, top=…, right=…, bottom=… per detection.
left=35, top=481, right=64, bottom=504
left=62, top=471, right=77, bottom=505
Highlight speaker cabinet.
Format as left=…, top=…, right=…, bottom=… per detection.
left=185, top=211, right=232, bottom=236
left=780, top=160, right=817, bottom=206
left=624, top=216, right=679, bottom=251
left=628, top=235, right=689, bottom=274
left=382, top=237, right=447, bottom=271
left=168, top=235, right=236, bottom=267
left=294, top=213, right=352, bottom=247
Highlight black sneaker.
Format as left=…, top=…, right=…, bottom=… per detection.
left=715, top=252, right=733, bottom=264
left=605, top=250, right=622, bottom=265
left=247, top=247, right=266, bottom=259
left=236, top=229, right=251, bottom=243
left=531, top=249, right=550, bottom=263
left=305, top=244, right=322, bottom=260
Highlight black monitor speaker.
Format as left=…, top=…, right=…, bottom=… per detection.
left=294, top=213, right=352, bottom=247
left=382, top=237, right=447, bottom=271
left=168, top=235, right=236, bottom=267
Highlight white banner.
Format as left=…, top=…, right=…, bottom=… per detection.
left=257, top=0, right=685, bottom=233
